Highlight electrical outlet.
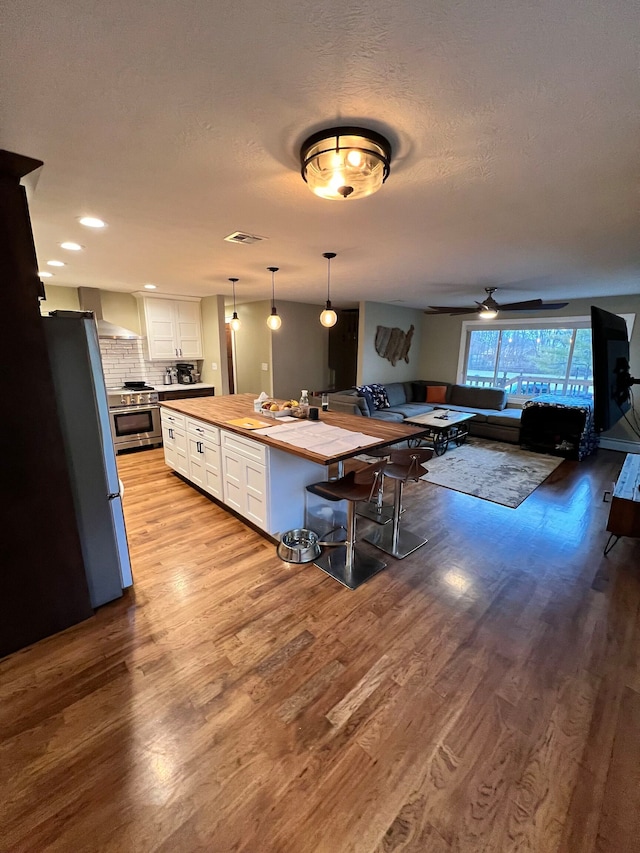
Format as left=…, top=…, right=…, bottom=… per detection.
left=211, top=362, right=217, bottom=371
left=261, top=363, right=269, bottom=371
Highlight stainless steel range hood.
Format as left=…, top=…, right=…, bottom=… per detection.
left=78, top=287, right=141, bottom=339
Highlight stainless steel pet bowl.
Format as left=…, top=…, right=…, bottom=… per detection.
left=277, top=528, right=321, bottom=563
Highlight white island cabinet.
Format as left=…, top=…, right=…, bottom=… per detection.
left=187, top=417, right=222, bottom=501
left=161, top=406, right=326, bottom=537
left=161, top=409, right=188, bottom=478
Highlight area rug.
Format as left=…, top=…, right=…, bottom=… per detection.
left=419, top=438, right=563, bottom=508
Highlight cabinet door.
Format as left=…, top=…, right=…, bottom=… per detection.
left=174, top=300, right=203, bottom=359
left=202, top=440, right=223, bottom=500
left=145, top=299, right=178, bottom=359
left=222, top=448, right=244, bottom=513
left=187, top=434, right=205, bottom=489
left=244, top=457, right=267, bottom=529
left=174, top=426, right=189, bottom=478
left=162, top=423, right=178, bottom=470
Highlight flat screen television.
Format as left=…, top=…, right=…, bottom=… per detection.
left=591, top=306, right=635, bottom=432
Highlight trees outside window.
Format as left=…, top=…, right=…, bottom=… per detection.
left=463, top=322, right=593, bottom=398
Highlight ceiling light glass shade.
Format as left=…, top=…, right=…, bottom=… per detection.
left=267, top=309, right=281, bottom=330
left=479, top=307, right=498, bottom=320
left=300, top=126, right=392, bottom=200
left=320, top=304, right=337, bottom=327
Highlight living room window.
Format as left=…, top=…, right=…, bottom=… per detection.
left=458, top=316, right=594, bottom=401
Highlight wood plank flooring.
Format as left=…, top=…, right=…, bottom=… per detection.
left=1, top=446, right=639, bottom=852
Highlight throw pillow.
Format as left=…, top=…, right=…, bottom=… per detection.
left=426, top=385, right=448, bottom=404
left=355, top=383, right=390, bottom=410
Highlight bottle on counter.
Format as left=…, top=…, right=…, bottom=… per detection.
left=299, top=389, right=310, bottom=418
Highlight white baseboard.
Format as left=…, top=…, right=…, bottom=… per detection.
left=599, top=437, right=640, bottom=454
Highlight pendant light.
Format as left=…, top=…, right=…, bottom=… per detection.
left=266, top=266, right=281, bottom=330
left=229, top=278, right=240, bottom=331
left=320, top=252, right=337, bottom=327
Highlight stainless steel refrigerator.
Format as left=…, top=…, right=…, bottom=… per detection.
left=43, top=311, right=133, bottom=607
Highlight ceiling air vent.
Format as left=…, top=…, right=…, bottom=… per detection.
left=224, top=231, right=267, bottom=245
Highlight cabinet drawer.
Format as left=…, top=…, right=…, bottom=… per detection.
left=186, top=417, right=220, bottom=445
left=161, top=409, right=185, bottom=429
left=222, top=430, right=267, bottom=464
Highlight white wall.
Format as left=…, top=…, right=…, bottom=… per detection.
left=271, top=301, right=329, bottom=400
left=357, top=301, right=424, bottom=385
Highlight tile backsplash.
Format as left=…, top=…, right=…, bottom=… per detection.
left=99, top=339, right=185, bottom=387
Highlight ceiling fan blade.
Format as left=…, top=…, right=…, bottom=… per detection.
left=495, top=299, right=543, bottom=311
left=424, top=306, right=475, bottom=315
left=538, top=301, right=569, bottom=310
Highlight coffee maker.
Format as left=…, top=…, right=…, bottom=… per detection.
left=176, top=362, right=196, bottom=384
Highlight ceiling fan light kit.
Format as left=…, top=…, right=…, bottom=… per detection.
left=300, top=126, right=392, bottom=200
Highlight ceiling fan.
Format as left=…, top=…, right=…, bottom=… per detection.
left=424, top=287, right=569, bottom=319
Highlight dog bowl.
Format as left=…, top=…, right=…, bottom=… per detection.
left=276, top=528, right=321, bottom=563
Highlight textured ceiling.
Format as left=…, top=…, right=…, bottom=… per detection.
left=2, top=0, right=638, bottom=310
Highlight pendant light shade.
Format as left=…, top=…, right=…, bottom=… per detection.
left=300, top=126, right=392, bottom=200
left=229, top=277, right=241, bottom=331
left=320, top=252, right=337, bottom=328
left=266, top=267, right=281, bottom=330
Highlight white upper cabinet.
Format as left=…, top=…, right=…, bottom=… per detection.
left=137, top=295, right=203, bottom=361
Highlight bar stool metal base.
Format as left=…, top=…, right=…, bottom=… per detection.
left=356, top=500, right=394, bottom=524
left=313, top=547, right=387, bottom=590
left=363, top=525, right=428, bottom=560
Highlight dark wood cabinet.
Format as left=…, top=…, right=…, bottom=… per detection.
left=0, top=150, right=93, bottom=659
left=158, top=386, right=215, bottom=402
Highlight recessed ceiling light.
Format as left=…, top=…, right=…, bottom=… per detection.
left=144, top=283, right=157, bottom=290
left=39, top=271, right=53, bottom=278
left=47, top=260, right=65, bottom=267
left=78, top=216, right=106, bottom=228
left=60, top=241, right=83, bottom=251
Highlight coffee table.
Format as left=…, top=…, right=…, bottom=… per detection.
left=404, top=409, right=476, bottom=456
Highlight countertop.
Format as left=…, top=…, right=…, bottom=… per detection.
left=160, top=393, right=429, bottom=466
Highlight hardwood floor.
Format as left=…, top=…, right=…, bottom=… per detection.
left=1, top=446, right=639, bottom=852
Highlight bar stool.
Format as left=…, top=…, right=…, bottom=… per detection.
left=305, top=460, right=387, bottom=589
left=356, top=446, right=394, bottom=525
left=364, top=448, right=433, bottom=559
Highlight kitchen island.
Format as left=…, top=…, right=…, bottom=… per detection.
left=160, top=393, right=428, bottom=540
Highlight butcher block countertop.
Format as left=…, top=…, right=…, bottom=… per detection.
left=161, top=393, right=428, bottom=466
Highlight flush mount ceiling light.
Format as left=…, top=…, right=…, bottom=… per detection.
left=300, top=126, right=392, bottom=200
left=60, top=241, right=83, bottom=251
left=229, top=278, right=241, bottom=331
left=320, top=252, right=337, bottom=327
left=38, top=270, right=53, bottom=278
left=266, top=267, right=281, bottom=330
left=47, top=259, right=65, bottom=267
left=144, top=283, right=157, bottom=290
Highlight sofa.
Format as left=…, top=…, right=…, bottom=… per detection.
left=312, top=380, right=523, bottom=443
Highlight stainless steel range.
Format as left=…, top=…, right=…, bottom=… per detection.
left=107, top=386, right=162, bottom=452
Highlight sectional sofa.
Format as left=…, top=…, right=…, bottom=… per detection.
left=312, top=380, right=522, bottom=443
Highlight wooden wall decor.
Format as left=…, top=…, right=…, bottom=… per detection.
left=374, top=324, right=414, bottom=366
